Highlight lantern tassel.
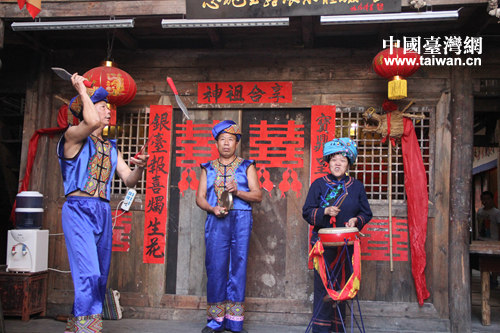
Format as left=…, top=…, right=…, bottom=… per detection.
left=388, top=76, right=407, bottom=100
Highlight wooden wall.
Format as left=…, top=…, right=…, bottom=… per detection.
left=18, top=45, right=500, bottom=324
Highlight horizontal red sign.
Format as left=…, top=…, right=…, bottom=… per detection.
left=198, top=81, right=292, bottom=104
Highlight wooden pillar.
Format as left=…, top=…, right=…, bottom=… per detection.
left=448, top=66, right=473, bottom=332
left=0, top=19, right=4, bottom=50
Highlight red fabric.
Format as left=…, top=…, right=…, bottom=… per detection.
left=401, top=118, right=430, bottom=306
left=382, top=100, right=398, bottom=112
left=309, top=239, right=361, bottom=301
left=18, top=0, right=41, bottom=19
left=10, top=105, right=69, bottom=224
left=381, top=113, right=396, bottom=147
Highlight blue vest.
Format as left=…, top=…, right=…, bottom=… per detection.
left=57, top=133, right=118, bottom=201
left=201, top=158, right=254, bottom=211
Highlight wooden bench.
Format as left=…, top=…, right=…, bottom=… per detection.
left=470, top=241, right=500, bottom=326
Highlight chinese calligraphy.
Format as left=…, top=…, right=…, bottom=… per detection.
left=360, top=218, right=409, bottom=261
left=198, top=82, right=292, bottom=104
left=176, top=120, right=219, bottom=195
left=112, top=211, right=132, bottom=252
left=143, top=105, right=172, bottom=264
left=249, top=119, right=304, bottom=198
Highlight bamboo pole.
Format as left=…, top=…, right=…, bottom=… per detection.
left=388, top=144, right=393, bottom=272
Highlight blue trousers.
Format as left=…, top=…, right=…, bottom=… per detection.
left=205, top=210, right=253, bottom=332
left=62, top=196, right=112, bottom=317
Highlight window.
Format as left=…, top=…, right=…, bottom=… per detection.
left=109, top=107, right=150, bottom=196
left=337, top=106, right=432, bottom=204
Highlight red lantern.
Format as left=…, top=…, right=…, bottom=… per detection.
left=372, top=47, right=420, bottom=100
left=84, top=61, right=137, bottom=106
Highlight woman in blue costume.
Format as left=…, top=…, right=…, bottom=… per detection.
left=303, top=138, right=372, bottom=333
left=196, top=120, right=262, bottom=333
left=58, top=74, right=148, bottom=333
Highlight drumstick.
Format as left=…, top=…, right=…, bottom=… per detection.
left=328, top=190, right=348, bottom=225
left=132, top=139, right=149, bottom=163
left=336, top=192, right=348, bottom=208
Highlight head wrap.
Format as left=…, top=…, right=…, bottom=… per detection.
left=212, top=120, right=241, bottom=142
left=68, top=86, right=109, bottom=120
left=323, top=138, right=358, bottom=165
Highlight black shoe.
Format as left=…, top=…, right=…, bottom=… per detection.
left=202, top=326, right=216, bottom=333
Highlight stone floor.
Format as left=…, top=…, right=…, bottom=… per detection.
left=2, top=269, right=499, bottom=333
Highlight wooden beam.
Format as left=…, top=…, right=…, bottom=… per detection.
left=301, top=16, right=314, bottom=49
left=449, top=66, right=473, bottom=333
left=402, top=0, right=487, bottom=5
left=0, top=1, right=185, bottom=18
left=207, top=28, right=224, bottom=48
left=114, top=29, right=138, bottom=50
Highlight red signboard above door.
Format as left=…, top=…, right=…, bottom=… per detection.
left=198, top=81, right=292, bottom=104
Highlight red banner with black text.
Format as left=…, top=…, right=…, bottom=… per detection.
left=143, top=105, right=172, bottom=264
left=198, top=82, right=292, bottom=104
left=308, top=106, right=336, bottom=269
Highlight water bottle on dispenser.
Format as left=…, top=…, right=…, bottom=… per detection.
left=15, top=191, right=44, bottom=229
left=6, top=191, right=48, bottom=272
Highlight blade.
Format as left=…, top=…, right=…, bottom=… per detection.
left=51, top=67, right=93, bottom=88
left=51, top=67, right=72, bottom=81
left=175, top=95, right=190, bottom=119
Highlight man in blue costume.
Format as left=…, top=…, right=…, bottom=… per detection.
left=303, top=138, right=372, bottom=333
left=58, top=74, right=148, bottom=333
left=196, top=120, right=262, bottom=333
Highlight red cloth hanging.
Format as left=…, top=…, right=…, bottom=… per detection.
left=17, top=0, right=42, bottom=19
left=10, top=105, right=70, bottom=224
left=401, top=118, right=430, bottom=306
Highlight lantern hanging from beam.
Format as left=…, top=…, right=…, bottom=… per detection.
left=84, top=61, right=136, bottom=128
left=372, top=47, right=420, bottom=100
left=84, top=61, right=137, bottom=106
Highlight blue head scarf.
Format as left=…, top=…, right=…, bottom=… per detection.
left=323, top=138, right=358, bottom=165
left=212, top=120, right=242, bottom=142
left=68, top=86, right=109, bottom=120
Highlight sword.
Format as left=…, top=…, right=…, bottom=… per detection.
left=51, top=67, right=93, bottom=88
left=166, top=77, right=190, bottom=119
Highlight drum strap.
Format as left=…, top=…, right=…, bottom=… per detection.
left=309, top=239, right=361, bottom=301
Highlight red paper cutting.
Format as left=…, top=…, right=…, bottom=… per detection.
left=308, top=106, right=336, bottom=269
left=143, top=105, right=172, bottom=264
left=249, top=120, right=304, bottom=198
left=360, top=218, right=409, bottom=261
left=198, top=82, right=292, bottom=104
left=112, top=211, right=132, bottom=252
left=176, top=120, right=219, bottom=196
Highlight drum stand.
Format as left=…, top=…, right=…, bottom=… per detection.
left=305, top=241, right=366, bottom=333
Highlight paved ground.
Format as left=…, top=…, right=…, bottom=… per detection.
left=4, top=318, right=307, bottom=333
left=4, top=313, right=500, bottom=333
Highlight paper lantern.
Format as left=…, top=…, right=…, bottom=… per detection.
left=372, top=47, right=420, bottom=100
left=84, top=61, right=137, bottom=106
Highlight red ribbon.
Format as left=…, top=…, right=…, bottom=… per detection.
left=381, top=113, right=396, bottom=147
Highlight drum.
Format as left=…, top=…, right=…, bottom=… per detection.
left=318, top=227, right=359, bottom=246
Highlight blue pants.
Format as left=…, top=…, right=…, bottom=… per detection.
left=205, top=210, right=253, bottom=332
left=62, top=196, right=112, bottom=317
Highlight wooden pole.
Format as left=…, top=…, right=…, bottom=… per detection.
left=388, top=144, right=393, bottom=272
left=449, top=66, right=473, bottom=333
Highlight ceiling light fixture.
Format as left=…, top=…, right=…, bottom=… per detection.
left=161, top=18, right=289, bottom=28
left=11, top=18, right=135, bottom=31
left=320, top=10, right=460, bottom=25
